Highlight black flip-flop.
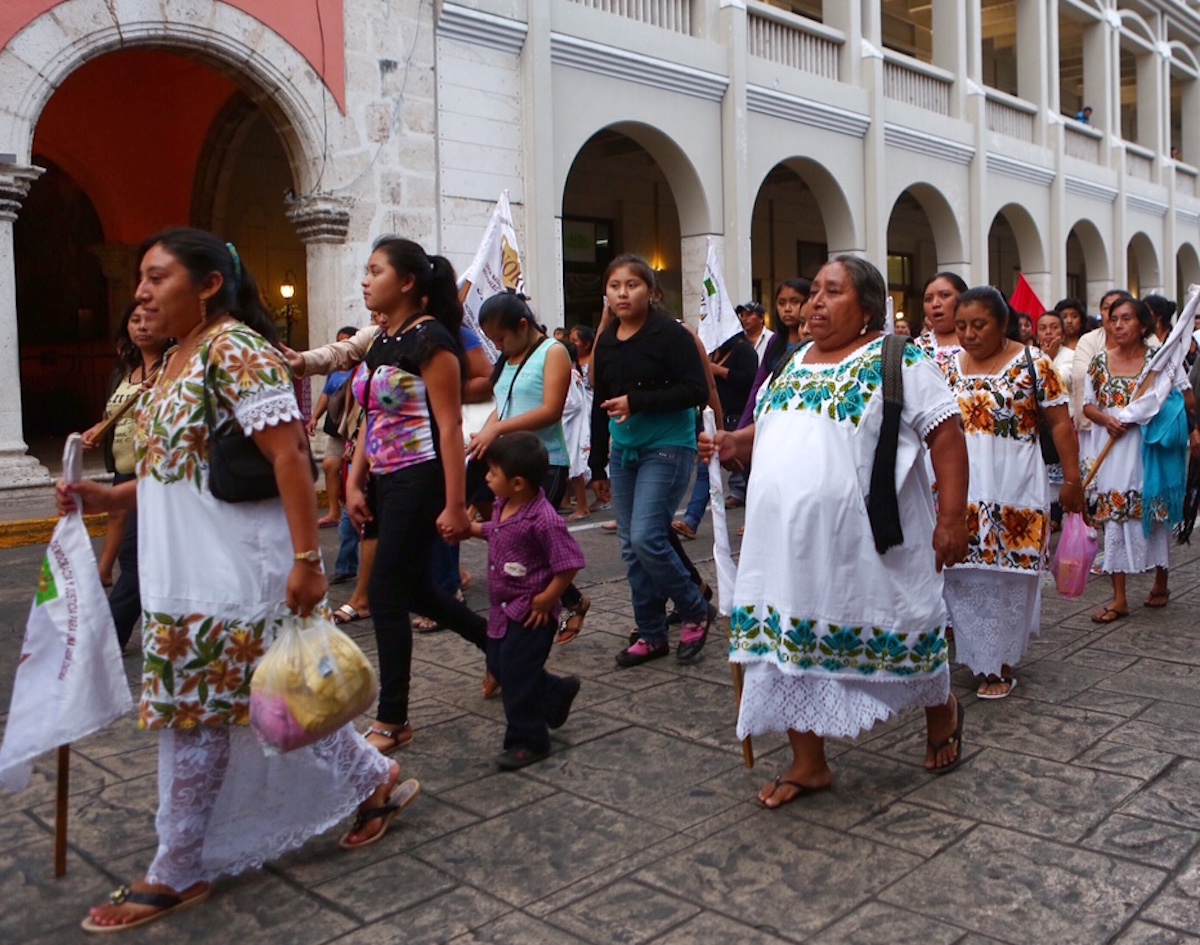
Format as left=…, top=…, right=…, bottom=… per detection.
left=80, top=883, right=212, bottom=933
left=927, top=700, right=966, bottom=775
left=1091, top=607, right=1129, bottom=624
left=756, top=775, right=832, bottom=809
left=338, top=778, right=421, bottom=849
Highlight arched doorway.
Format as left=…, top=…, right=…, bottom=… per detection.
left=749, top=156, right=856, bottom=319
left=886, top=185, right=964, bottom=333
left=988, top=204, right=1046, bottom=302
left=16, top=48, right=306, bottom=463
left=561, top=129, right=684, bottom=327
left=1066, top=219, right=1110, bottom=313
left=1176, top=244, right=1200, bottom=302
left=1127, top=232, right=1160, bottom=296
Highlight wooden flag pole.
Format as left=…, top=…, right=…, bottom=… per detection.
left=54, top=745, right=69, bottom=877
left=731, top=659, right=754, bottom=768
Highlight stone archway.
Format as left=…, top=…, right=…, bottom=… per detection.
left=0, top=0, right=348, bottom=482
left=988, top=203, right=1047, bottom=301
left=886, top=184, right=967, bottom=331
left=1066, top=218, right=1110, bottom=313
left=1127, top=232, right=1161, bottom=296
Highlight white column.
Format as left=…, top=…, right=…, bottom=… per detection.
left=284, top=191, right=354, bottom=405
left=0, top=164, right=51, bottom=486
left=522, top=0, right=561, bottom=325
left=718, top=0, right=750, bottom=303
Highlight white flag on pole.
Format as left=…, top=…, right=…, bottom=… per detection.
left=0, top=435, right=132, bottom=791
left=458, top=191, right=525, bottom=364
left=703, top=407, right=738, bottom=616
left=1117, top=284, right=1200, bottom=425
left=699, top=237, right=743, bottom=355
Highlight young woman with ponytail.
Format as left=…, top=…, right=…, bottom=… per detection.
left=344, top=237, right=489, bottom=755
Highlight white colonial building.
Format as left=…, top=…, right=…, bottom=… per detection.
left=1, top=0, right=1198, bottom=483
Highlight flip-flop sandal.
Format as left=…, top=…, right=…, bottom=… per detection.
left=976, top=676, right=1018, bottom=700
left=1145, top=590, right=1170, bottom=608
left=318, top=518, right=338, bottom=528
left=756, top=775, right=832, bottom=809
left=567, top=511, right=592, bottom=522
left=338, top=778, right=421, bottom=849
left=80, top=883, right=212, bottom=933
left=482, top=671, right=501, bottom=700
left=333, top=604, right=370, bottom=625
left=927, top=700, right=966, bottom=774
left=366, top=723, right=412, bottom=755
left=555, top=597, right=590, bottom=645
left=1091, top=607, right=1129, bottom=624
left=412, top=615, right=441, bottom=633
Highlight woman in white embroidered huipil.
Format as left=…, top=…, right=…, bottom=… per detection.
left=942, top=287, right=1083, bottom=700
left=60, top=229, right=405, bottom=933
left=705, top=257, right=970, bottom=809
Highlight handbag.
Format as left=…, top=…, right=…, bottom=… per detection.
left=1023, top=346, right=1060, bottom=466
left=202, top=331, right=317, bottom=503
left=323, top=377, right=350, bottom=437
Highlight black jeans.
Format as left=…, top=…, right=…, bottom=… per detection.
left=108, top=472, right=140, bottom=652
left=487, top=618, right=573, bottom=754
left=369, top=461, right=487, bottom=726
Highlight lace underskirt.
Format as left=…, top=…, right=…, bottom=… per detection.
left=943, top=568, right=1040, bottom=676
left=736, top=662, right=950, bottom=740
left=146, top=724, right=391, bottom=889
left=1101, top=520, right=1170, bottom=573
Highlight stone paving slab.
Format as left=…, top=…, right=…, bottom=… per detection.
left=1, top=521, right=1200, bottom=944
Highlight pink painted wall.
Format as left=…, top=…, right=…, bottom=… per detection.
left=1, top=0, right=345, bottom=109
left=32, top=50, right=239, bottom=244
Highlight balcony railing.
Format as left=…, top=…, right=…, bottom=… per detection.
left=1126, top=143, right=1155, bottom=182
left=566, top=0, right=690, bottom=33
left=882, top=51, right=952, bottom=116
left=984, top=88, right=1035, bottom=143
left=746, top=2, right=842, bottom=80
left=1176, top=163, right=1198, bottom=197
left=1063, top=121, right=1102, bottom=163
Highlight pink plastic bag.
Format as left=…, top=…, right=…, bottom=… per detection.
left=1052, top=513, right=1098, bottom=599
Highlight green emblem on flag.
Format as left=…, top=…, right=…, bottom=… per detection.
left=35, top=556, right=58, bottom=606
left=704, top=278, right=716, bottom=296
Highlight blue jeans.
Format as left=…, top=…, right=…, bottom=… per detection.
left=334, top=505, right=359, bottom=578
left=611, top=446, right=708, bottom=646
left=683, top=456, right=709, bottom=531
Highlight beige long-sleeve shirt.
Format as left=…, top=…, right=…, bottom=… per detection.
left=297, top=325, right=380, bottom=377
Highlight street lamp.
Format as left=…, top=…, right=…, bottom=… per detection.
left=279, top=271, right=297, bottom=345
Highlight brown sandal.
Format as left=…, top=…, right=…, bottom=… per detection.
left=555, top=596, right=590, bottom=645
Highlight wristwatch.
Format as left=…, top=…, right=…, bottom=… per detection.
left=294, top=550, right=322, bottom=564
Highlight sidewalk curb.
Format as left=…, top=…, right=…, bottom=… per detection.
left=0, top=514, right=109, bottom=549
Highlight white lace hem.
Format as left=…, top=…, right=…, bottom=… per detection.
left=943, top=569, right=1040, bottom=676
left=736, top=662, right=949, bottom=740
left=234, top=388, right=303, bottom=434
left=1102, top=520, right=1170, bottom=573
left=917, top=402, right=962, bottom=443
left=146, top=724, right=390, bottom=888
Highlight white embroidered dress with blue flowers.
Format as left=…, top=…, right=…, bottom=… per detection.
left=731, top=338, right=961, bottom=740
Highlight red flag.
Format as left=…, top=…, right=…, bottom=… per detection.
left=1010, top=273, right=1046, bottom=322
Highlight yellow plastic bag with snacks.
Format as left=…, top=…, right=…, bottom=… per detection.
left=250, top=613, right=377, bottom=753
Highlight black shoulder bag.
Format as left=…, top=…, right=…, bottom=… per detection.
left=202, top=334, right=317, bottom=503
left=1023, top=346, right=1060, bottom=466
left=867, top=334, right=906, bottom=554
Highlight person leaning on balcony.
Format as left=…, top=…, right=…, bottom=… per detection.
left=1075, top=106, right=1093, bottom=124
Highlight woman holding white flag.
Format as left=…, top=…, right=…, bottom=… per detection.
left=704, top=256, right=970, bottom=808
left=1084, top=295, right=1199, bottom=622
left=60, top=229, right=410, bottom=932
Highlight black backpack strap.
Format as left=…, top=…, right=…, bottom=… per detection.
left=867, top=334, right=906, bottom=554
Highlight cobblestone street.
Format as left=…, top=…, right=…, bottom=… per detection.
left=2, top=501, right=1200, bottom=944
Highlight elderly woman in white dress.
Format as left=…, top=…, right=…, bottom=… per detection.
left=704, top=257, right=970, bottom=809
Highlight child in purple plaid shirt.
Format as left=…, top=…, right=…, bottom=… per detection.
left=471, top=432, right=586, bottom=769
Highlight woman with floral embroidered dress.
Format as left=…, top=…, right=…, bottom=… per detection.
left=703, top=256, right=970, bottom=809
left=58, top=229, right=409, bottom=933
left=941, top=287, right=1083, bottom=699
left=1083, top=296, right=1197, bottom=623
